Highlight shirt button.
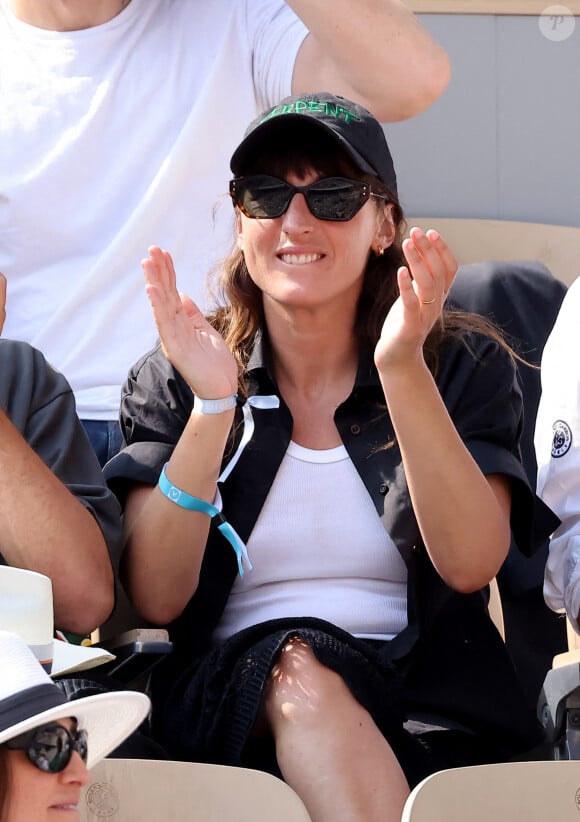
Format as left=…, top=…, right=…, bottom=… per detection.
left=379, top=482, right=388, bottom=495
left=350, top=424, right=361, bottom=435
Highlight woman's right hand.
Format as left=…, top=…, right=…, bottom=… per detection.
left=142, top=246, right=238, bottom=398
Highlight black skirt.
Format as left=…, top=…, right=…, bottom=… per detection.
left=152, top=617, right=513, bottom=788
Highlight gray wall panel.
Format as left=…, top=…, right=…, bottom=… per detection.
left=496, top=16, right=580, bottom=225
left=385, top=13, right=580, bottom=226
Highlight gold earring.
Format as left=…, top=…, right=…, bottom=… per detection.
left=376, top=246, right=385, bottom=257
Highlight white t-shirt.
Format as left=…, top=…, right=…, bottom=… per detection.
left=0, top=0, right=307, bottom=418
left=535, top=276, right=580, bottom=630
left=213, top=441, right=408, bottom=644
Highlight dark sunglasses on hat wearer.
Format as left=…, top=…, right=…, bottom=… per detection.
left=6, top=722, right=88, bottom=774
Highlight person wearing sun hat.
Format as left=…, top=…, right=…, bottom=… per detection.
left=0, top=630, right=150, bottom=821
left=0, top=565, right=168, bottom=763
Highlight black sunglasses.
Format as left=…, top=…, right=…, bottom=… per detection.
left=5, top=722, right=88, bottom=773
left=230, top=175, right=381, bottom=222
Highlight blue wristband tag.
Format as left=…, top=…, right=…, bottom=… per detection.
left=158, top=464, right=252, bottom=576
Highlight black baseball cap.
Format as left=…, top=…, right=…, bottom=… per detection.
left=230, top=92, right=397, bottom=195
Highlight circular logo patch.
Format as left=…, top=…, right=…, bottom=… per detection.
left=86, top=782, right=119, bottom=818
left=552, top=420, right=573, bottom=458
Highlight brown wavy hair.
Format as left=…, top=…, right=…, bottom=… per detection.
left=207, top=129, right=511, bottom=393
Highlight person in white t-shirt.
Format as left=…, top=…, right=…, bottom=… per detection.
left=0, top=0, right=449, bottom=465
left=535, top=278, right=580, bottom=633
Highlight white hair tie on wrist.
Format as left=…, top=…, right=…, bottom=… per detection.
left=193, top=394, right=238, bottom=414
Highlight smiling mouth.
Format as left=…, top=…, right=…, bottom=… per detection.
left=278, top=253, right=323, bottom=265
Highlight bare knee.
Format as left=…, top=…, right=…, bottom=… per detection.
left=260, top=637, right=348, bottom=732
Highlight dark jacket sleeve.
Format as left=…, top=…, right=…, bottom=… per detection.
left=436, top=332, right=559, bottom=555
left=104, top=343, right=194, bottom=506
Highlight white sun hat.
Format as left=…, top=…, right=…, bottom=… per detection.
left=0, top=631, right=150, bottom=767
left=0, top=565, right=114, bottom=676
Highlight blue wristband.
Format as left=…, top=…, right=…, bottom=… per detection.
left=158, top=464, right=220, bottom=516
left=157, top=464, right=252, bottom=577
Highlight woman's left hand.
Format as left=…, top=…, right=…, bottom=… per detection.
left=374, top=227, right=457, bottom=372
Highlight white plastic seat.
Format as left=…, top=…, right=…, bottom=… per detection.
left=402, top=760, right=580, bottom=821
left=80, top=758, right=313, bottom=822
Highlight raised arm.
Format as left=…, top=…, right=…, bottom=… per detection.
left=289, top=0, right=450, bottom=121
left=375, top=228, right=512, bottom=592
left=121, top=247, right=239, bottom=624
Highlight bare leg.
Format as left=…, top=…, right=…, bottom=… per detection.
left=259, top=638, right=409, bottom=822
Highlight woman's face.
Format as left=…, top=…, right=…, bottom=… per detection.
left=3, top=718, right=89, bottom=822
left=236, top=167, right=394, bottom=318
